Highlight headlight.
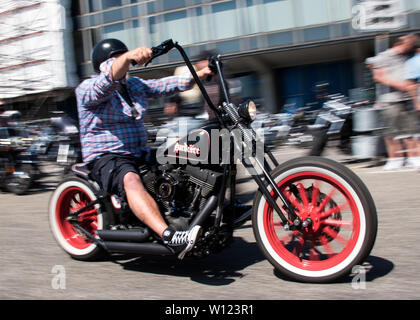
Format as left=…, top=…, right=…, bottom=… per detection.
left=238, top=100, right=257, bottom=121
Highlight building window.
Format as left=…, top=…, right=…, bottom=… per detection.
left=163, top=10, right=192, bottom=45
left=103, top=22, right=128, bottom=44
left=295, top=0, right=329, bottom=26
left=102, top=9, right=123, bottom=23
left=303, top=25, right=330, bottom=42
left=195, top=6, right=210, bottom=42
left=149, top=16, right=160, bottom=45
left=211, top=0, right=238, bottom=40
left=261, top=0, right=295, bottom=32
left=147, top=1, right=155, bottom=14
left=243, top=0, right=260, bottom=35
left=126, top=19, right=145, bottom=49
left=89, top=0, right=102, bottom=12
left=162, top=0, right=186, bottom=11
left=410, top=0, right=420, bottom=10
left=102, top=0, right=122, bottom=10
left=327, top=0, right=352, bottom=22
left=258, top=0, right=353, bottom=33
left=189, top=0, right=209, bottom=4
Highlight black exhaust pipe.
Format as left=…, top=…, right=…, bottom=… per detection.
left=101, top=196, right=218, bottom=256
left=103, top=242, right=173, bottom=255
left=189, top=195, right=218, bottom=229
left=97, top=228, right=151, bottom=242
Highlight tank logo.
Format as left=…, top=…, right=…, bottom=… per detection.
left=174, top=142, right=201, bottom=156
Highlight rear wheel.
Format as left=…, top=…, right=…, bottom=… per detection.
left=49, top=177, right=106, bottom=261
left=252, top=156, right=377, bottom=283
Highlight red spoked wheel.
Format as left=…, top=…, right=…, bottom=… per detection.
left=49, top=177, right=105, bottom=260
left=252, top=157, right=377, bottom=283
left=56, top=187, right=98, bottom=249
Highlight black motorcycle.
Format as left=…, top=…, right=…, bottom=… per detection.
left=0, top=140, right=38, bottom=195
left=34, top=116, right=82, bottom=175
left=306, top=94, right=353, bottom=156
left=49, top=40, right=377, bottom=283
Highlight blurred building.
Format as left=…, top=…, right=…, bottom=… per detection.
left=72, top=0, right=420, bottom=113
left=0, top=0, right=78, bottom=120
left=2, top=0, right=420, bottom=119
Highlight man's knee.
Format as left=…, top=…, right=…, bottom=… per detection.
left=123, top=172, right=143, bottom=191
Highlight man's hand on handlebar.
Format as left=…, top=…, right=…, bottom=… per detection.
left=111, top=46, right=152, bottom=80
left=126, top=46, right=153, bottom=67
left=111, top=40, right=214, bottom=82
left=195, top=66, right=214, bottom=81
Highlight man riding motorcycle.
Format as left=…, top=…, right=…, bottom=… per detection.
left=75, top=39, right=213, bottom=259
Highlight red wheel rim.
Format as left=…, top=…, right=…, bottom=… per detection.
left=55, top=187, right=99, bottom=250
left=263, top=171, right=361, bottom=272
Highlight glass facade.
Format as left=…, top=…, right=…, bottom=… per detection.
left=73, top=0, right=420, bottom=75
left=211, top=1, right=239, bottom=39
left=163, top=10, right=192, bottom=44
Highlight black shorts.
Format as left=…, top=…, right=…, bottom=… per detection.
left=89, top=153, right=144, bottom=200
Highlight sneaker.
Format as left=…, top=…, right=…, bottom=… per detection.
left=163, top=225, right=202, bottom=260
left=405, top=157, right=420, bottom=169
left=383, top=158, right=405, bottom=171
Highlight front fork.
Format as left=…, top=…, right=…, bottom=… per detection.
left=237, top=125, right=303, bottom=231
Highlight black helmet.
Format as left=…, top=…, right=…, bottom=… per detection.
left=92, top=38, right=128, bottom=73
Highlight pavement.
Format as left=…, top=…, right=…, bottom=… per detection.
left=1, top=146, right=420, bottom=300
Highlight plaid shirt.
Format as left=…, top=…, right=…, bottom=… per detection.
left=75, top=58, right=193, bottom=163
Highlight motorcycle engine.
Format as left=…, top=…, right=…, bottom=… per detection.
left=141, top=165, right=223, bottom=230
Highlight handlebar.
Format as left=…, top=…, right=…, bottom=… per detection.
left=137, top=39, right=220, bottom=76
left=206, top=56, right=220, bottom=82
left=130, top=39, right=176, bottom=67
left=130, top=39, right=226, bottom=126
left=145, top=39, right=176, bottom=67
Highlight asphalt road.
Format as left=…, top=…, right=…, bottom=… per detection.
left=1, top=147, right=420, bottom=300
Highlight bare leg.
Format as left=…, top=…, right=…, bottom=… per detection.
left=384, top=137, right=404, bottom=158
left=402, top=137, right=420, bottom=168
left=417, top=138, right=420, bottom=156
left=123, top=172, right=167, bottom=237
left=402, top=138, right=419, bottom=158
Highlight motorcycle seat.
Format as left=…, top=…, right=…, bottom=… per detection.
left=71, top=163, right=91, bottom=178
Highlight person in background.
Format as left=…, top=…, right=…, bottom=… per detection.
left=165, top=51, right=215, bottom=119
left=404, top=40, right=420, bottom=169
left=405, top=44, right=420, bottom=110
left=368, top=34, right=420, bottom=170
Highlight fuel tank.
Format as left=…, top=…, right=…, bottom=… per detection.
left=155, top=119, right=228, bottom=167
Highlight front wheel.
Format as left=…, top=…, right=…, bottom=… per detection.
left=252, top=156, right=377, bottom=283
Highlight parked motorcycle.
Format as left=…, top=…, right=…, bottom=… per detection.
left=0, top=139, right=39, bottom=195
left=251, top=112, right=292, bottom=147
left=257, top=104, right=322, bottom=150
left=305, top=94, right=380, bottom=157
left=306, top=94, right=353, bottom=156
left=31, top=116, right=82, bottom=175
left=48, top=40, right=377, bottom=283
